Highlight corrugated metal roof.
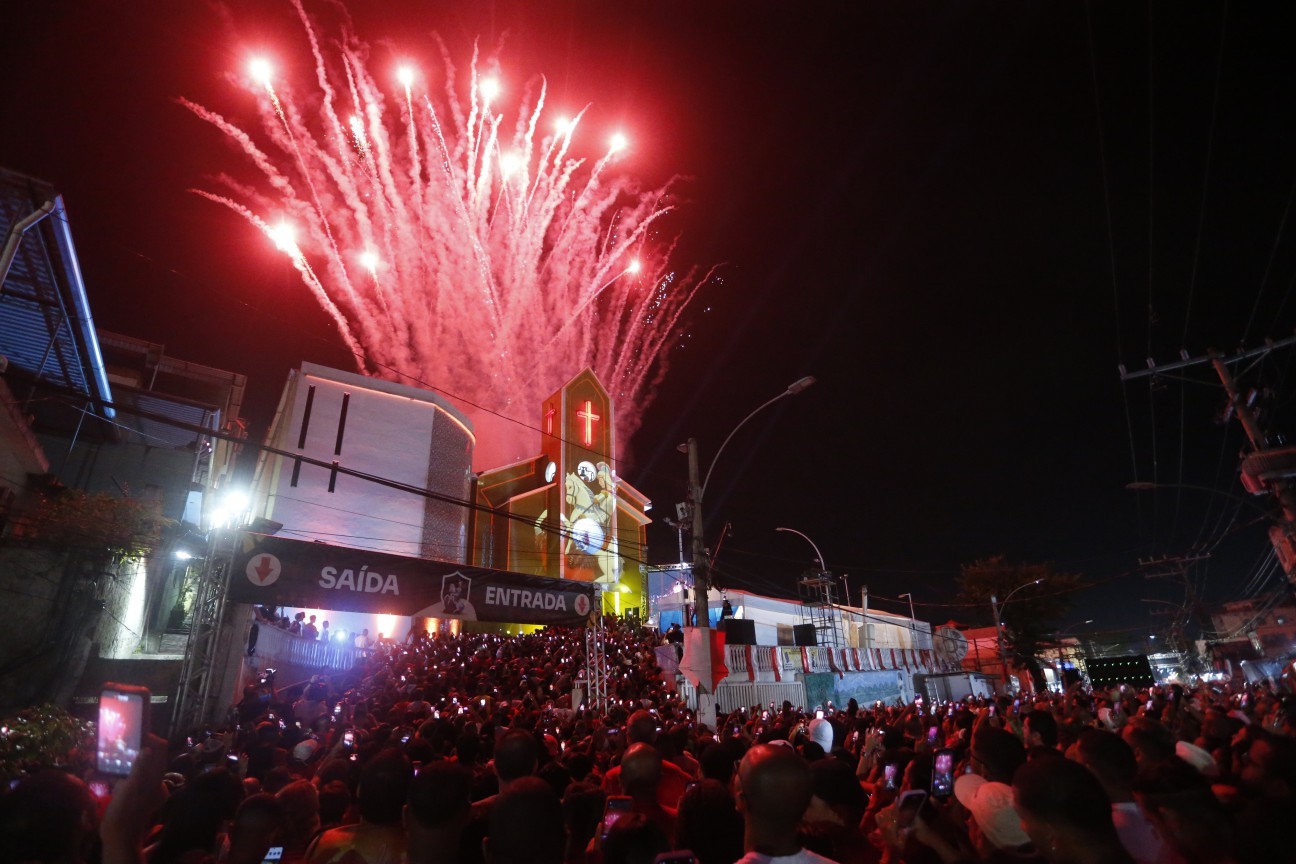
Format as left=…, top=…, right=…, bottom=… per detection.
left=0, top=167, right=112, bottom=418
left=116, top=389, right=216, bottom=448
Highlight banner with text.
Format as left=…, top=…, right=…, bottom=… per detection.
left=228, top=534, right=595, bottom=626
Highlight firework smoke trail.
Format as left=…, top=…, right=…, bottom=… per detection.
left=186, top=4, right=707, bottom=463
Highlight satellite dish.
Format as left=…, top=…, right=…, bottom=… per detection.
left=933, top=627, right=968, bottom=663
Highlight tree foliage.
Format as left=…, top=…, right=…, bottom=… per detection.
left=23, top=489, right=169, bottom=562
left=957, top=555, right=1084, bottom=688
left=0, top=704, right=95, bottom=784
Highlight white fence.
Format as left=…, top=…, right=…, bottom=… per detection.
left=678, top=680, right=809, bottom=714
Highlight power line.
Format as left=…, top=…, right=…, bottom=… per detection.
left=21, top=381, right=670, bottom=571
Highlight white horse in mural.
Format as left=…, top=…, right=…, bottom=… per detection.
left=559, top=463, right=620, bottom=581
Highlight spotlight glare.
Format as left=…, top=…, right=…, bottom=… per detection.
left=609, top=132, right=628, bottom=152
left=480, top=78, right=500, bottom=103
left=397, top=66, right=415, bottom=87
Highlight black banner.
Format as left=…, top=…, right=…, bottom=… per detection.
left=228, top=534, right=596, bottom=626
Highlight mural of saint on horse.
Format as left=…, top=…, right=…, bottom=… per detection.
left=471, top=369, right=651, bottom=617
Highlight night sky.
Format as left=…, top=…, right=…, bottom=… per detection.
left=5, top=1, right=1296, bottom=646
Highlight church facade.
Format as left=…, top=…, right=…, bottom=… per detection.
left=471, top=369, right=650, bottom=618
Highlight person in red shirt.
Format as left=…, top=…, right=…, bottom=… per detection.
left=601, top=711, right=690, bottom=809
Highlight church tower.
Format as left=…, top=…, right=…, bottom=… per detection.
left=472, top=369, right=650, bottom=617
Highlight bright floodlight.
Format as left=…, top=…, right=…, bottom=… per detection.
left=397, top=66, right=415, bottom=87
left=360, top=250, right=380, bottom=271
left=499, top=152, right=522, bottom=177
left=480, top=77, right=500, bottom=103
left=249, top=57, right=273, bottom=85
left=627, top=259, right=642, bottom=274
left=609, top=132, right=628, bottom=152
left=175, top=550, right=194, bottom=561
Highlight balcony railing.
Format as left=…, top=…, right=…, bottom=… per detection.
left=250, top=619, right=368, bottom=672
left=722, top=643, right=943, bottom=680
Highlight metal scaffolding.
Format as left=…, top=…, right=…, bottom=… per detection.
left=171, top=528, right=237, bottom=735
left=584, top=590, right=610, bottom=711
left=798, top=571, right=845, bottom=647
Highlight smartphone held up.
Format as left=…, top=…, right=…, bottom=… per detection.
left=97, top=683, right=150, bottom=776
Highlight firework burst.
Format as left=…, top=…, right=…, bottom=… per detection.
left=184, top=1, right=709, bottom=464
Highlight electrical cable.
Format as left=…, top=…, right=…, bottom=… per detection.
left=1180, top=0, right=1230, bottom=346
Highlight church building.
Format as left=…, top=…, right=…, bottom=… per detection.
left=472, top=369, right=650, bottom=618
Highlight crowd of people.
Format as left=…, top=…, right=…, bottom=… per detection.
left=2, top=614, right=1295, bottom=864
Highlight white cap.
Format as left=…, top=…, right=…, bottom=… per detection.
left=807, top=717, right=834, bottom=751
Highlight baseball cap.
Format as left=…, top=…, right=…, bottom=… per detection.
left=954, top=774, right=1031, bottom=850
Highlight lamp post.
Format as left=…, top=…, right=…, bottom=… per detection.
left=898, top=592, right=917, bottom=643
left=990, top=578, right=1042, bottom=693
left=1055, top=618, right=1094, bottom=640
left=1125, top=481, right=1274, bottom=516
left=775, top=526, right=826, bottom=573
left=681, top=376, right=815, bottom=728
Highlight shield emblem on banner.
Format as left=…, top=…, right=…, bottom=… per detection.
left=439, top=572, right=474, bottom=617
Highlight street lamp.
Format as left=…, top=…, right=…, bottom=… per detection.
left=1056, top=618, right=1094, bottom=638
left=1125, top=481, right=1274, bottom=517
left=990, top=578, right=1042, bottom=693
left=899, top=592, right=917, bottom=648
left=680, top=375, right=815, bottom=728
left=775, top=526, right=826, bottom=572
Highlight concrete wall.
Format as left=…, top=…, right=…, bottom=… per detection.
left=0, top=545, right=106, bottom=710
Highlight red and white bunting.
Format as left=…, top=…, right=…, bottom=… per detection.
left=827, top=647, right=842, bottom=679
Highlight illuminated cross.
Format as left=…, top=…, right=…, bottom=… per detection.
left=544, top=406, right=556, bottom=435
left=576, top=400, right=600, bottom=446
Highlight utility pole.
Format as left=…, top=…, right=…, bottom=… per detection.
left=677, top=376, right=815, bottom=730
left=686, top=438, right=708, bottom=626
left=1121, top=337, right=1296, bottom=581
left=683, top=437, right=716, bottom=729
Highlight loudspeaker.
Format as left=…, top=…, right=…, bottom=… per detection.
left=722, top=618, right=756, bottom=645
left=793, top=624, right=818, bottom=646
